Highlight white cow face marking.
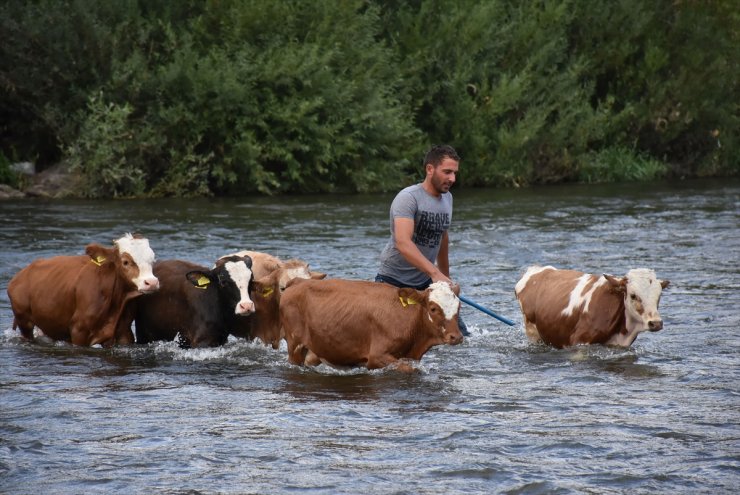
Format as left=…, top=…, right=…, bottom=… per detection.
left=114, top=233, right=159, bottom=293
left=281, top=266, right=311, bottom=291
left=428, top=282, right=460, bottom=321
left=224, top=261, right=255, bottom=315
left=623, top=269, right=667, bottom=333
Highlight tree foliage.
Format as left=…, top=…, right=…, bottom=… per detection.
left=0, top=0, right=736, bottom=196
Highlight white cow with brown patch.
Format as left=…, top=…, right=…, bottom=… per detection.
left=514, top=266, right=669, bottom=348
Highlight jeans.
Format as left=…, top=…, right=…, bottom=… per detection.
left=374, top=274, right=470, bottom=336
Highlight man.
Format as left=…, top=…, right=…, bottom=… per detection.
left=375, top=144, right=468, bottom=335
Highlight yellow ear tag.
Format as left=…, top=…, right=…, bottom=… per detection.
left=195, top=275, right=211, bottom=289
left=399, top=296, right=417, bottom=308
left=261, top=287, right=274, bottom=298
left=91, top=255, right=106, bottom=266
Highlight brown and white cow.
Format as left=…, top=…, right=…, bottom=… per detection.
left=135, top=255, right=255, bottom=348
left=7, top=233, right=159, bottom=346
left=514, top=265, right=669, bottom=348
left=280, top=279, right=463, bottom=370
left=224, top=251, right=327, bottom=347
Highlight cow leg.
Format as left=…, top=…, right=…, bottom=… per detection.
left=522, top=317, right=542, bottom=343
left=304, top=349, right=322, bottom=367
left=367, top=354, right=398, bottom=370
left=390, top=360, right=418, bottom=373
left=288, top=343, right=308, bottom=365
left=70, top=325, right=91, bottom=346
left=13, top=317, right=35, bottom=340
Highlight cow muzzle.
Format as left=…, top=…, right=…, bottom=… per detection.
left=138, top=277, right=160, bottom=293
left=648, top=319, right=663, bottom=332
left=235, top=300, right=255, bottom=315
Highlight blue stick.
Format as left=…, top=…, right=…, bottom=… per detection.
left=458, top=294, right=516, bottom=326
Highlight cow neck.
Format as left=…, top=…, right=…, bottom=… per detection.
left=88, top=261, right=140, bottom=346
left=404, top=307, right=441, bottom=360
left=620, top=299, right=645, bottom=345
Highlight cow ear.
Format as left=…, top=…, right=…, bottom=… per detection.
left=603, top=274, right=626, bottom=294
left=397, top=287, right=422, bottom=306
left=186, top=271, right=213, bottom=289
left=85, top=244, right=114, bottom=266
left=310, top=271, right=327, bottom=280
left=252, top=279, right=276, bottom=299
left=660, top=279, right=670, bottom=290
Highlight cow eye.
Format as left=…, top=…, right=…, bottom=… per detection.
left=122, top=259, right=129, bottom=266
left=630, top=293, right=637, bottom=300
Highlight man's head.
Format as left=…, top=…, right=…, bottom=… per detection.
left=424, top=144, right=460, bottom=195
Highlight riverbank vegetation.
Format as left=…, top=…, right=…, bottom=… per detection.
left=1, top=0, right=737, bottom=197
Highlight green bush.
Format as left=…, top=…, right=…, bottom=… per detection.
left=0, top=0, right=736, bottom=197
left=66, top=93, right=146, bottom=198
left=578, top=146, right=667, bottom=183
left=103, top=0, right=422, bottom=195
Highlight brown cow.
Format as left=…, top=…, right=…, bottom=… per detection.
left=280, top=279, right=463, bottom=370
left=7, top=233, right=159, bottom=346
left=514, top=265, right=669, bottom=348
left=225, top=251, right=326, bottom=347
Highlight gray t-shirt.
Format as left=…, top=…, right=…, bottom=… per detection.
left=377, top=183, right=453, bottom=286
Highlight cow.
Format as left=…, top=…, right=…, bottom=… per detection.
left=280, top=279, right=463, bottom=370
left=134, top=255, right=255, bottom=348
left=514, top=265, right=670, bottom=348
left=224, top=250, right=326, bottom=288
left=224, top=251, right=327, bottom=347
left=7, top=233, right=159, bottom=347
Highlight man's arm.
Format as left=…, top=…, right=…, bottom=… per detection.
left=437, top=230, right=450, bottom=277
left=394, top=217, right=452, bottom=284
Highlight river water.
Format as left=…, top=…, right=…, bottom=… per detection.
left=1, top=179, right=738, bottom=494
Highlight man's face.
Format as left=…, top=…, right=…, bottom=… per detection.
left=428, top=157, right=459, bottom=194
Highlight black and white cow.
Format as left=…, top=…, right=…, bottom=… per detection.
left=134, top=255, right=254, bottom=348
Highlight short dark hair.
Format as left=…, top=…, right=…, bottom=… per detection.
left=424, top=144, right=460, bottom=167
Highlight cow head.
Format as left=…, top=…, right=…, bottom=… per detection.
left=86, top=233, right=160, bottom=293
left=249, top=270, right=284, bottom=347
left=187, top=255, right=255, bottom=316
left=604, top=269, right=669, bottom=334
left=400, top=281, right=463, bottom=345
left=279, top=259, right=327, bottom=291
